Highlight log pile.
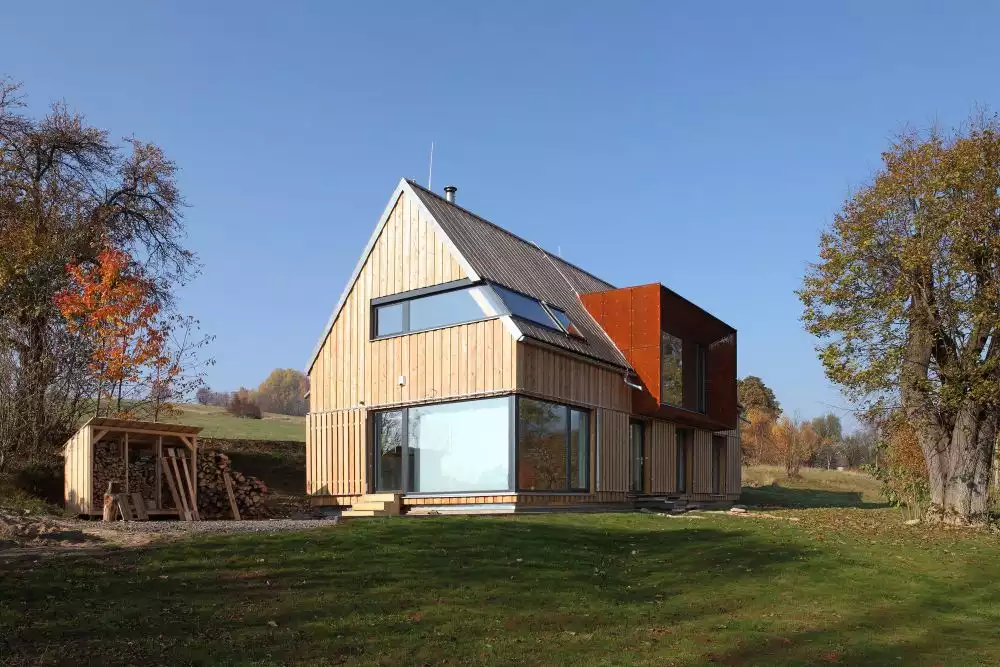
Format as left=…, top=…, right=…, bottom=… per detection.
left=93, top=442, right=126, bottom=500
left=93, top=442, right=158, bottom=508
left=196, top=451, right=269, bottom=519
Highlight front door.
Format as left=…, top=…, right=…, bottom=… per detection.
left=630, top=419, right=645, bottom=493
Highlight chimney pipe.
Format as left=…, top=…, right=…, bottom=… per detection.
left=444, top=185, right=457, bottom=203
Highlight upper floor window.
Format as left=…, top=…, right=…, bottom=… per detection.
left=372, top=283, right=496, bottom=338
left=661, top=331, right=683, bottom=406
left=373, top=280, right=585, bottom=341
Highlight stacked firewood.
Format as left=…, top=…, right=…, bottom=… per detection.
left=93, top=442, right=127, bottom=498
left=93, top=442, right=158, bottom=506
left=196, top=451, right=269, bottom=519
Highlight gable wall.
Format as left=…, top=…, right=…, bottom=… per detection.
left=306, top=190, right=518, bottom=497
left=309, top=190, right=518, bottom=414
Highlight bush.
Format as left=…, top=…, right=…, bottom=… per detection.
left=1, top=461, right=65, bottom=507
left=227, top=391, right=262, bottom=420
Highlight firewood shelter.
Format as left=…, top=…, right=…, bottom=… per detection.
left=63, top=418, right=201, bottom=517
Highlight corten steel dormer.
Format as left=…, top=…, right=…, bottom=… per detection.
left=581, top=284, right=738, bottom=431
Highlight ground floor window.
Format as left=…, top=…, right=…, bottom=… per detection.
left=373, top=396, right=512, bottom=494
left=516, top=397, right=590, bottom=492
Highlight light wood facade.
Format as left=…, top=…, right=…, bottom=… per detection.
left=306, top=184, right=741, bottom=512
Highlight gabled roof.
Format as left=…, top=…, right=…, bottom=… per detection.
left=407, top=181, right=629, bottom=368
left=306, top=178, right=631, bottom=373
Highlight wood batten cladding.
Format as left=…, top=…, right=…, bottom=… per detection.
left=308, top=190, right=518, bottom=414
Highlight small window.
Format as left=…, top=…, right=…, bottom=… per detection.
left=491, top=284, right=561, bottom=330
left=661, top=332, right=683, bottom=406
left=545, top=305, right=583, bottom=337
left=375, top=302, right=404, bottom=336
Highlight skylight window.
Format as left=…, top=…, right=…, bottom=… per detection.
left=488, top=283, right=584, bottom=339
left=545, top=305, right=583, bottom=338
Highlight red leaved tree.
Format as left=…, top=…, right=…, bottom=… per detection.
left=55, top=248, right=167, bottom=417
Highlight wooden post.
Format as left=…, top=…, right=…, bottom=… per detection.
left=123, top=431, right=129, bottom=495
left=155, top=435, right=163, bottom=510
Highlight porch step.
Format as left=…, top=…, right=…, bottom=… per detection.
left=341, top=509, right=387, bottom=518
left=341, top=493, right=402, bottom=518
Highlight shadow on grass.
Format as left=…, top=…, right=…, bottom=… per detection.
left=1, top=514, right=812, bottom=666
left=740, top=483, right=889, bottom=509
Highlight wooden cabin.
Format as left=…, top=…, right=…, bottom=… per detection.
left=63, top=418, right=200, bottom=517
left=305, top=179, right=741, bottom=516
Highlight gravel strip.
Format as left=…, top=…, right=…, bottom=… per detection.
left=93, top=517, right=341, bottom=536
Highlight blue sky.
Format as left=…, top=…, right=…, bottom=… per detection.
left=3, top=2, right=996, bottom=430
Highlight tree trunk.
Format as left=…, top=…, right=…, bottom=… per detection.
left=920, top=405, right=996, bottom=525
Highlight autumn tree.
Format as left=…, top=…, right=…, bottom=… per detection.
left=55, top=248, right=166, bottom=417
left=772, top=417, right=820, bottom=477
left=801, top=113, right=1000, bottom=524
left=810, top=413, right=843, bottom=469
left=0, top=78, right=193, bottom=464
left=256, top=368, right=309, bottom=416
left=738, top=376, right=781, bottom=418
left=741, top=407, right=777, bottom=466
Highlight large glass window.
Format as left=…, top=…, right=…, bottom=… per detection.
left=661, top=332, right=684, bottom=406
left=372, top=397, right=512, bottom=494
left=517, top=397, right=589, bottom=491
left=408, top=399, right=510, bottom=493
left=373, top=285, right=493, bottom=338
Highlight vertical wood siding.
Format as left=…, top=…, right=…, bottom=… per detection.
left=63, top=426, right=93, bottom=515
left=647, top=420, right=676, bottom=494
left=517, top=343, right=630, bottom=412
left=692, top=429, right=714, bottom=494
left=306, top=409, right=366, bottom=496
left=716, top=427, right=742, bottom=500
left=597, top=408, right=629, bottom=492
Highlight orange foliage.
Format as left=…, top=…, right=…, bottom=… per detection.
left=771, top=417, right=820, bottom=476
left=741, top=407, right=776, bottom=465
left=55, top=248, right=167, bottom=415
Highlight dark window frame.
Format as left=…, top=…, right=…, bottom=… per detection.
left=370, top=279, right=498, bottom=340
left=514, top=396, right=591, bottom=493
left=676, top=428, right=690, bottom=493
left=369, top=395, right=516, bottom=495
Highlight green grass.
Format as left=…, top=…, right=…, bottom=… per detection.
left=740, top=465, right=886, bottom=508
left=163, top=403, right=305, bottom=442
left=6, top=506, right=1000, bottom=665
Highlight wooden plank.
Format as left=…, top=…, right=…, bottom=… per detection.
left=175, top=452, right=200, bottom=521
left=164, top=455, right=192, bottom=521
left=115, top=493, right=134, bottom=521
left=160, top=456, right=186, bottom=520
left=223, top=474, right=242, bottom=520
left=130, top=493, right=149, bottom=520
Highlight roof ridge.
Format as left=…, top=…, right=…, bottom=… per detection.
left=406, top=179, right=615, bottom=289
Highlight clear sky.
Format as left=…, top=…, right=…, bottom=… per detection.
left=3, top=2, right=997, bottom=430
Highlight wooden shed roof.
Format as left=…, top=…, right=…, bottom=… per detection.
left=83, top=417, right=202, bottom=435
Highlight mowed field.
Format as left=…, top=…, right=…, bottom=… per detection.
left=5, top=468, right=1000, bottom=666
left=163, top=403, right=305, bottom=442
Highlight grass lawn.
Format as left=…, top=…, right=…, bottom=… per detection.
left=5, top=502, right=1000, bottom=665
left=740, top=465, right=886, bottom=508
left=163, top=403, right=305, bottom=442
